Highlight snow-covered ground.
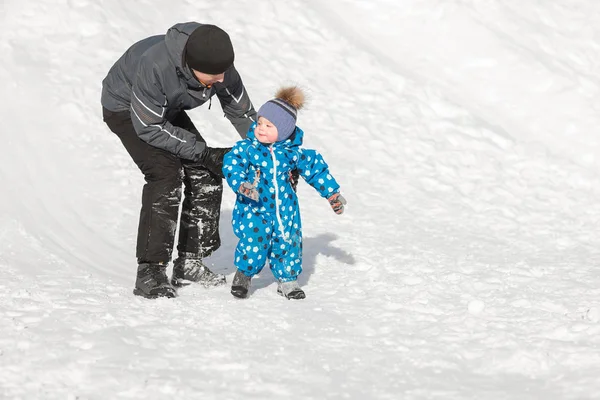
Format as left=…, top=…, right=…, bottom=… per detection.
left=1, top=0, right=600, bottom=399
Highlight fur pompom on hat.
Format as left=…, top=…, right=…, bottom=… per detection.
left=257, top=86, right=305, bottom=142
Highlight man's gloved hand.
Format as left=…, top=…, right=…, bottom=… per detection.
left=289, top=169, right=299, bottom=192
left=238, top=181, right=259, bottom=201
left=328, top=192, right=347, bottom=215
left=196, top=147, right=231, bottom=178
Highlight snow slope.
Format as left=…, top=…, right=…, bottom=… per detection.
left=1, top=0, right=599, bottom=399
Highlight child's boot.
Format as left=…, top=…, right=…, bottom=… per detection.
left=277, top=280, right=306, bottom=300
left=231, top=269, right=251, bottom=298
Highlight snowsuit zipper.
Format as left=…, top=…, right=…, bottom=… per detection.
left=269, top=146, right=291, bottom=244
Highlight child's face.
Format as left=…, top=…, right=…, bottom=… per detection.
left=255, top=117, right=278, bottom=144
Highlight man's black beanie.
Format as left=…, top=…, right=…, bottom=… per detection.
left=185, top=25, right=234, bottom=74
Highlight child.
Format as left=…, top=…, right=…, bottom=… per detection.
left=222, top=86, right=346, bottom=300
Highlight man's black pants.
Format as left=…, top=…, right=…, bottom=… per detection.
left=102, top=108, right=223, bottom=264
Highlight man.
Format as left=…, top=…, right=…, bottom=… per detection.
left=101, top=22, right=257, bottom=299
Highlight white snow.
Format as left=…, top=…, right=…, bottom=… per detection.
left=1, top=0, right=600, bottom=399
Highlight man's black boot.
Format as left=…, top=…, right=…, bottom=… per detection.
left=133, top=263, right=177, bottom=299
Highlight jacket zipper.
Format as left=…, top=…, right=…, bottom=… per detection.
left=202, top=87, right=212, bottom=109
left=269, top=146, right=291, bottom=244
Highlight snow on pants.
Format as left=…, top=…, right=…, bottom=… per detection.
left=102, top=108, right=223, bottom=264
left=233, top=206, right=303, bottom=282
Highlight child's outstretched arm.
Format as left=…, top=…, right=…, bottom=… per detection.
left=296, top=148, right=347, bottom=214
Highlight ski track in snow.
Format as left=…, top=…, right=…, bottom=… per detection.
left=1, top=0, right=600, bottom=399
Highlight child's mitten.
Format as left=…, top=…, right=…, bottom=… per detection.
left=238, top=182, right=259, bottom=201
left=238, top=169, right=261, bottom=201
left=328, top=192, right=347, bottom=214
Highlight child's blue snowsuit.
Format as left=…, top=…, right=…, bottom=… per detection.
left=223, top=124, right=340, bottom=282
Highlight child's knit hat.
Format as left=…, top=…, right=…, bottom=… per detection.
left=257, top=86, right=305, bottom=141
